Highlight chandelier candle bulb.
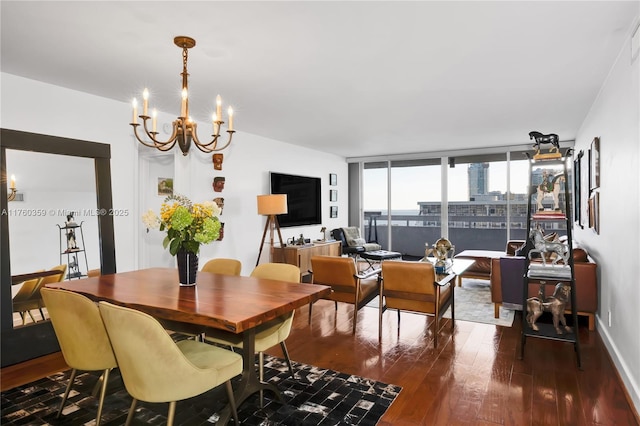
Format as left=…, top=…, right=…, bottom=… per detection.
left=132, top=98, right=138, bottom=124
left=212, top=113, right=219, bottom=135
left=216, top=95, right=222, bottom=122
left=152, top=109, right=157, bottom=133
left=10, top=175, right=15, bottom=189
left=142, top=88, right=149, bottom=116
left=228, top=107, right=234, bottom=131
left=181, top=88, right=188, bottom=118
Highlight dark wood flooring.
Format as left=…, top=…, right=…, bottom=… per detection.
left=2, top=299, right=638, bottom=425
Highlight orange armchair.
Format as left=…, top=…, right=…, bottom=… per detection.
left=379, top=260, right=454, bottom=347
left=309, top=255, right=380, bottom=334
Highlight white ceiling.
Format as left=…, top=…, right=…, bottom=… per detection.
left=1, top=1, right=637, bottom=159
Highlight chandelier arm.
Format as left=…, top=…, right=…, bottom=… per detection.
left=132, top=120, right=180, bottom=150
left=190, top=124, right=218, bottom=152
left=193, top=131, right=235, bottom=153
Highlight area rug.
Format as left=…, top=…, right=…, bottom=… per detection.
left=442, top=279, right=515, bottom=327
left=0, top=354, right=401, bottom=425
left=368, top=278, right=515, bottom=327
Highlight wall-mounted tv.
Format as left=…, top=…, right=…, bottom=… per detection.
left=270, top=172, right=322, bottom=227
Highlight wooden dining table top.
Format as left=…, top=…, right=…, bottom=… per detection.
left=49, top=267, right=331, bottom=334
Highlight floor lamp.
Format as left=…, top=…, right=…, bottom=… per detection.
left=256, top=194, right=288, bottom=266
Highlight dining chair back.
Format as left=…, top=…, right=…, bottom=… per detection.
left=98, top=301, right=242, bottom=425
left=13, top=264, right=67, bottom=324
left=201, top=258, right=242, bottom=276
left=205, top=262, right=301, bottom=406
left=310, top=255, right=380, bottom=334
left=379, top=260, right=454, bottom=347
left=40, top=287, right=117, bottom=425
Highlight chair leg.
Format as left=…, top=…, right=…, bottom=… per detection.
left=259, top=351, right=265, bottom=408
left=125, top=398, right=137, bottom=426
left=57, top=368, right=78, bottom=418
left=280, top=341, right=295, bottom=379
left=308, top=302, right=313, bottom=324
left=166, top=401, right=176, bottom=426
left=352, top=305, right=358, bottom=334
left=19, top=312, right=26, bottom=325
left=38, top=307, right=46, bottom=321
left=27, top=310, right=37, bottom=324
left=397, top=309, right=401, bottom=337
left=225, top=380, right=239, bottom=424
left=95, top=369, right=111, bottom=426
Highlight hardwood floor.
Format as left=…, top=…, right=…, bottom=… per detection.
left=2, top=300, right=638, bottom=425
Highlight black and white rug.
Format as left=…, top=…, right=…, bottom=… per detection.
left=1, top=355, right=401, bottom=425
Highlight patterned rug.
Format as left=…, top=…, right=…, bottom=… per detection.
left=1, top=355, right=401, bottom=425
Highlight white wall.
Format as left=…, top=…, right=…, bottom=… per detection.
left=573, top=16, right=640, bottom=413
left=1, top=72, right=349, bottom=278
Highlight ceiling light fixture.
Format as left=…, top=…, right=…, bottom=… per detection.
left=130, top=36, right=235, bottom=155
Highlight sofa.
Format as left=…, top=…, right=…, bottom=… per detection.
left=490, top=240, right=598, bottom=330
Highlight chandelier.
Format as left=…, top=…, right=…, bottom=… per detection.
left=130, top=36, right=235, bottom=155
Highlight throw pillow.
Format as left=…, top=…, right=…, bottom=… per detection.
left=353, top=237, right=366, bottom=246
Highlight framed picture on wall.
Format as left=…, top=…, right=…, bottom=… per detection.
left=590, top=137, right=600, bottom=191
left=157, top=178, right=173, bottom=195
left=330, top=189, right=337, bottom=202
left=330, top=206, right=338, bottom=218
left=573, top=151, right=583, bottom=228
left=588, top=192, right=599, bottom=234
left=329, top=173, right=337, bottom=186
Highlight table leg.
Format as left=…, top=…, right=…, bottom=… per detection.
left=216, top=328, right=283, bottom=425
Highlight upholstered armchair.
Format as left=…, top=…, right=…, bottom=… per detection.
left=309, top=255, right=380, bottom=334
left=331, top=227, right=381, bottom=257
left=379, top=260, right=454, bottom=347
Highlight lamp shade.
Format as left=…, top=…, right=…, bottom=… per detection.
left=257, top=194, right=288, bottom=215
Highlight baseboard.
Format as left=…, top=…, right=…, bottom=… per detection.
left=596, top=315, right=640, bottom=423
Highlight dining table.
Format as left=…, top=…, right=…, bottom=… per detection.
left=49, top=267, right=331, bottom=425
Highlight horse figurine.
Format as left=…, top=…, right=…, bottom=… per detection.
left=529, top=131, right=560, bottom=156
left=534, top=170, right=564, bottom=211
left=528, top=229, right=569, bottom=265
left=526, top=282, right=573, bottom=334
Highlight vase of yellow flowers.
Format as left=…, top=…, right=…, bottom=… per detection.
left=143, top=194, right=221, bottom=286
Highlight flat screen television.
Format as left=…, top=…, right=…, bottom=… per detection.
left=270, top=172, right=322, bottom=227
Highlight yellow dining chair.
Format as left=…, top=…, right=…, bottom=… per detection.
left=87, top=268, right=101, bottom=277
left=204, top=262, right=300, bottom=404
left=98, top=301, right=243, bottom=426
left=379, top=260, right=454, bottom=348
left=309, top=255, right=380, bottom=334
left=13, top=264, right=67, bottom=324
left=40, top=287, right=117, bottom=426
left=201, top=258, right=242, bottom=276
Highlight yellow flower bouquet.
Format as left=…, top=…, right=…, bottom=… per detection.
left=142, top=194, right=222, bottom=256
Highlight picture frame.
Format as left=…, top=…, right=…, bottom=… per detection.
left=329, top=173, right=337, bottom=186
left=590, top=137, right=600, bottom=191
left=588, top=192, right=599, bottom=234
left=330, top=189, right=337, bottom=202
left=330, top=205, right=338, bottom=218
left=573, top=151, right=583, bottom=228
left=157, top=178, right=173, bottom=195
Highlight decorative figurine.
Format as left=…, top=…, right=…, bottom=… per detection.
left=526, top=282, right=572, bottom=334
left=212, top=176, right=225, bottom=192
left=213, top=197, right=224, bottom=214
left=432, top=237, right=454, bottom=273
left=528, top=229, right=569, bottom=265
left=529, top=130, right=561, bottom=159
left=212, top=153, right=224, bottom=170
left=535, top=170, right=564, bottom=212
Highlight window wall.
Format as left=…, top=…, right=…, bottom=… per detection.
left=355, top=146, right=572, bottom=257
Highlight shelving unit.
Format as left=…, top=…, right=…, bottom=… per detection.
left=520, top=150, right=581, bottom=368
left=57, top=221, right=89, bottom=280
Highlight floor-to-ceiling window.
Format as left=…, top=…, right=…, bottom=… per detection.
left=353, top=144, right=573, bottom=257
left=447, top=153, right=507, bottom=252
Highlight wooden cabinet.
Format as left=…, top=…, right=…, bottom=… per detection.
left=272, top=241, right=341, bottom=279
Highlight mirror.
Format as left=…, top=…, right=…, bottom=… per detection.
left=1, top=128, right=116, bottom=366
left=7, top=150, right=100, bottom=328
